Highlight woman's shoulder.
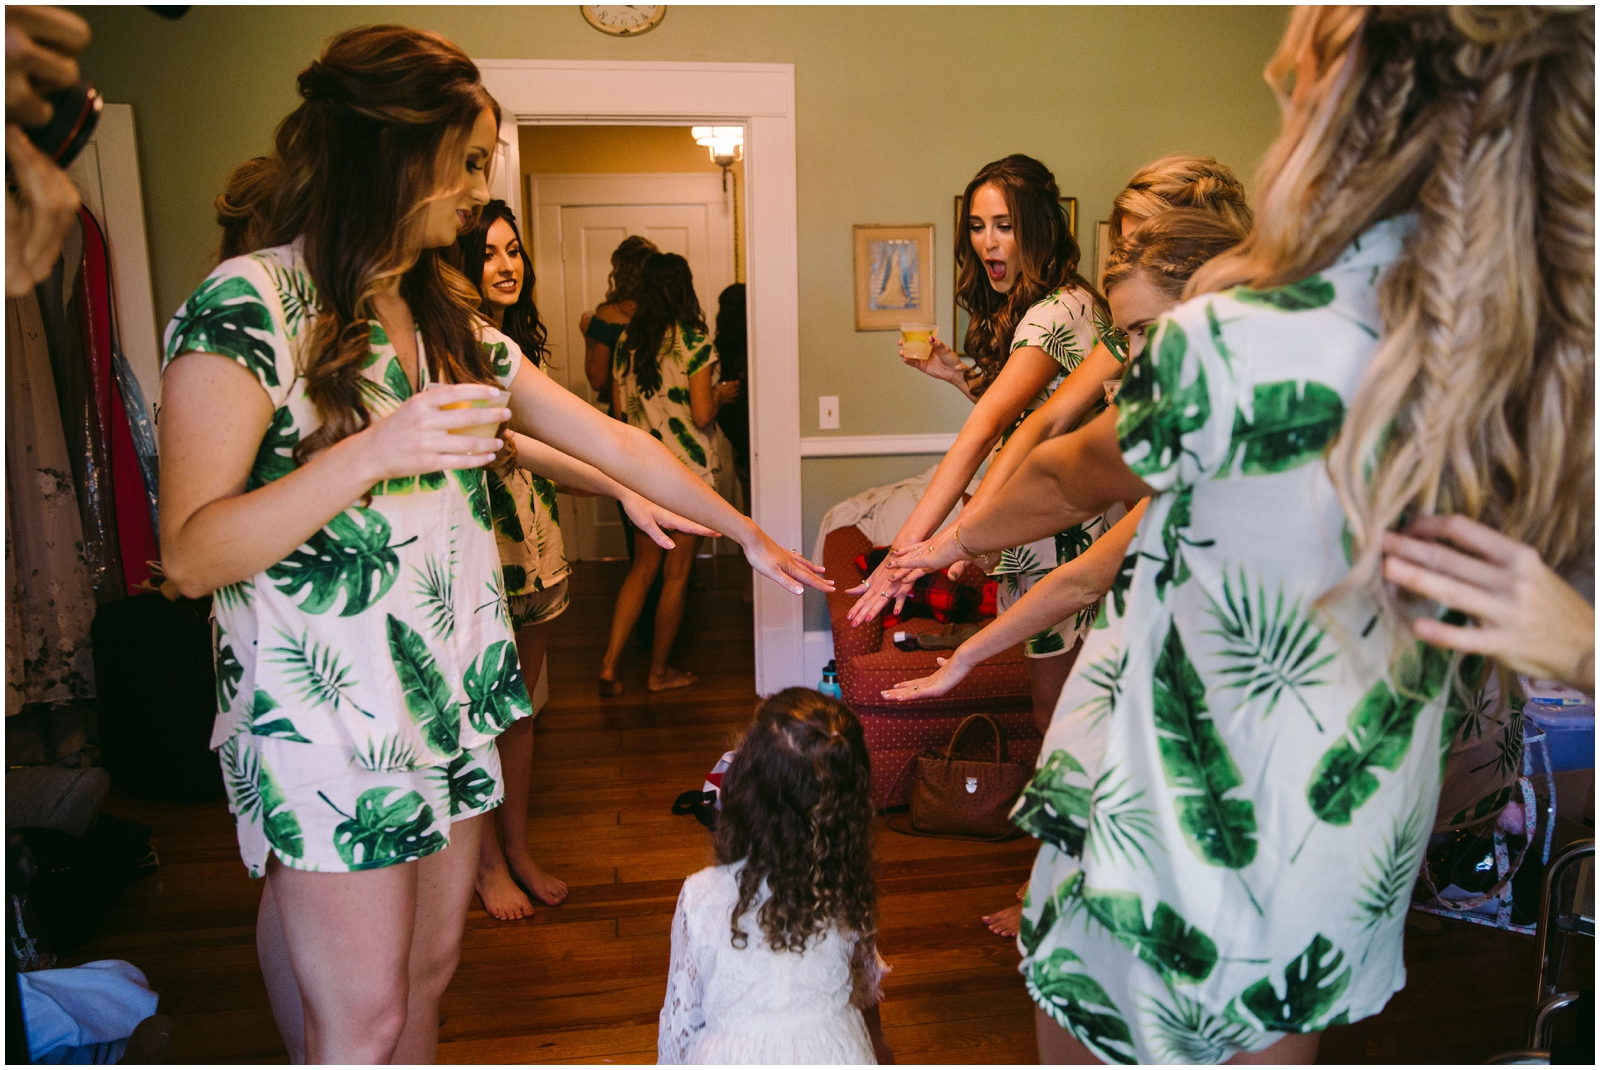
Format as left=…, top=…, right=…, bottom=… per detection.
left=595, top=301, right=632, bottom=324
left=680, top=863, right=744, bottom=911
left=476, top=321, right=526, bottom=386
left=163, top=244, right=305, bottom=394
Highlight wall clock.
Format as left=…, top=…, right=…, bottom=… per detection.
left=581, top=6, right=667, bottom=36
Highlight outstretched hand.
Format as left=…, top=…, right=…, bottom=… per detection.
left=845, top=557, right=923, bottom=627
left=619, top=490, right=720, bottom=550
left=887, top=524, right=981, bottom=576
left=744, top=533, right=832, bottom=596
left=1382, top=514, right=1595, bottom=693
left=881, top=654, right=971, bottom=702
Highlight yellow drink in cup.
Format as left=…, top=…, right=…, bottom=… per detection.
left=900, top=321, right=937, bottom=362
left=426, top=384, right=510, bottom=440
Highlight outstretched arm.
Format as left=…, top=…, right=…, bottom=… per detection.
left=507, top=360, right=829, bottom=595
left=891, top=408, right=1150, bottom=575
left=882, top=500, right=1147, bottom=700
left=964, top=341, right=1124, bottom=517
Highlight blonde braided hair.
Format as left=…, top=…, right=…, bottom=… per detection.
left=1188, top=6, right=1594, bottom=647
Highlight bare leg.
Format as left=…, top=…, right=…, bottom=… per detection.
left=648, top=533, right=702, bottom=691
left=256, top=878, right=306, bottom=1064
left=1228, top=1032, right=1321, bottom=1064
left=498, top=623, right=568, bottom=906
left=1035, top=1004, right=1105, bottom=1064
left=984, top=643, right=1082, bottom=937
left=267, top=858, right=417, bottom=1063
left=391, top=814, right=486, bottom=1064
left=474, top=714, right=535, bottom=921
left=600, top=532, right=665, bottom=689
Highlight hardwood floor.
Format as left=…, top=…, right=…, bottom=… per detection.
left=67, top=559, right=1556, bottom=1064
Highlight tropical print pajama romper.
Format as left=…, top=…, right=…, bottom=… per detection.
left=1011, top=217, right=1470, bottom=1062
left=163, top=243, right=534, bottom=877
left=613, top=322, right=722, bottom=490
left=990, top=285, right=1121, bottom=657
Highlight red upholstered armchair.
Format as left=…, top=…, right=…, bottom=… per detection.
left=823, top=524, right=1039, bottom=809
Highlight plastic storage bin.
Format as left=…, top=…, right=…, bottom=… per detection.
left=1521, top=677, right=1594, bottom=773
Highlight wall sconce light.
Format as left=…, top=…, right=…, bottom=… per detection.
left=692, top=125, right=743, bottom=190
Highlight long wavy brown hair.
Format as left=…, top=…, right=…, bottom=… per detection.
left=955, top=154, right=1101, bottom=397
left=604, top=234, right=658, bottom=305
left=1189, top=6, right=1594, bottom=641
left=615, top=252, right=707, bottom=399
left=712, top=688, right=877, bottom=954
left=213, top=25, right=502, bottom=464
left=1102, top=208, right=1250, bottom=302
left=456, top=199, right=548, bottom=367
left=1106, top=153, right=1255, bottom=246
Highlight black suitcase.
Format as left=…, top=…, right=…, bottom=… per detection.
left=91, top=593, right=224, bottom=802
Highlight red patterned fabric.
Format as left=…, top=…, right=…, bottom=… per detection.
left=851, top=547, right=997, bottom=626
left=823, top=524, right=1038, bottom=809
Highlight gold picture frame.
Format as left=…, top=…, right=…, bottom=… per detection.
left=951, top=195, right=1078, bottom=355
left=854, top=224, right=936, bottom=331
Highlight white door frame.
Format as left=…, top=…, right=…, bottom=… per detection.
left=478, top=60, right=803, bottom=696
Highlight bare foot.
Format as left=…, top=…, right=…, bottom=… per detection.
left=647, top=667, right=698, bottom=692
left=508, top=854, right=569, bottom=906
left=598, top=675, right=623, bottom=697
left=983, top=903, right=1023, bottom=938
left=1016, top=880, right=1029, bottom=902
left=476, top=861, right=535, bottom=921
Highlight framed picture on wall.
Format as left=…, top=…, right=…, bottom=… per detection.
left=854, top=223, right=936, bottom=331
left=1094, top=220, right=1111, bottom=293
left=951, top=195, right=1078, bottom=355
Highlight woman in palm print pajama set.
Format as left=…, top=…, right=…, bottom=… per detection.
left=932, top=7, right=1592, bottom=1062
left=160, top=29, right=828, bottom=1064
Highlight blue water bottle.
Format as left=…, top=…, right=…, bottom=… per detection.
left=818, top=659, right=842, bottom=699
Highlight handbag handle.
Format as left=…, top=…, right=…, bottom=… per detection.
left=943, top=713, right=1007, bottom=767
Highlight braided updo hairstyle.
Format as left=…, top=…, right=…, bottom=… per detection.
left=1101, top=208, right=1249, bottom=302
left=1189, top=6, right=1593, bottom=656
left=712, top=688, right=877, bottom=954
left=1107, top=153, right=1254, bottom=244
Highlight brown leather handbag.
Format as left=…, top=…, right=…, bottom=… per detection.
left=890, top=715, right=1031, bottom=841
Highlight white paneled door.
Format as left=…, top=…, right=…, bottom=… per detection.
left=533, top=173, right=735, bottom=559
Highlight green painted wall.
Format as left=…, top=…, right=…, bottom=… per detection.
left=76, top=4, right=1288, bottom=630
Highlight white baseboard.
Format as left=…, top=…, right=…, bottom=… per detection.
left=798, top=433, right=958, bottom=458
left=802, top=629, right=835, bottom=689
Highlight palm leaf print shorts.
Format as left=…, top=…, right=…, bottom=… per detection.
left=218, top=732, right=504, bottom=878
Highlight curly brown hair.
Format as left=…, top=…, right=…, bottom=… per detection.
left=1102, top=208, right=1249, bottom=303
left=712, top=688, right=877, bottom=954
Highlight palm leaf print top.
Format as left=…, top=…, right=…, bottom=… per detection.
left=612, top=322, right=723, bottom=488
left=163, top=243, right=533, bottom=769
left=989, top=285, right=1118, bottom=647
left=1011, top=217, right=1461, bottom=1063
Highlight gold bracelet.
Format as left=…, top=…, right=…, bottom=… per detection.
left=953, top=523, right=980, bottom=559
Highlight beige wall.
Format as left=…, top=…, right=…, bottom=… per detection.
left=79, top=4, right=1289, bottom=630
left=518, top=125, right=747, bottom=281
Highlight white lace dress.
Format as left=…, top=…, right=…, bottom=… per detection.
left=658, top=863, right=888, bottom=1064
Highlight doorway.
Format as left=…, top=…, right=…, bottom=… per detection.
left=522, top=128, right=743, bottom=560
left=478, top=60, right=803, bottom=695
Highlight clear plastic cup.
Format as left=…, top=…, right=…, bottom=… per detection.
left=1103, top=379, right=1122, bottom=404
left=900, top=322, right=936, bottom=362
left=425, top=383, right=510, bottom=440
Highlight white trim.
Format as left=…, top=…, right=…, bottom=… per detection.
left=802, top=629, right=835, bottom=690
left=479, top=59, right=803, bottom=696
left=66, top=104, right=160, bottom=417
left=799, top=433, right=959, bottom=458
left=530, top=172, right=730, bottom=206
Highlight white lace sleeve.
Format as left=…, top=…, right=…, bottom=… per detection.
left=849, top=933, right=891, bottom=1009
left=658, top=881, right=706, bottom=1064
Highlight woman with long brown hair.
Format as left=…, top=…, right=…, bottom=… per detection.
left=850, top=154, right=1112, bottom=741
left=901, top=6, right=1592, bottom=1062
left=160, top=26, right=826, bottom=1062
left=582, top=233, right=658, bottom=407
left=599, top=252, right=741, bottom=694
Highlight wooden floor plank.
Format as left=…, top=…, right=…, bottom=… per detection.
left=62, top=559, right=1547, bottom=1064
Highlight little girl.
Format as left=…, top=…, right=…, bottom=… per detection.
left=658, top=689, right=894, bottom=1064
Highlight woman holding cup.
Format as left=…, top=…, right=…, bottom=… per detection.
left=158, top=27, right=826, bottom=1062
left=858, top=154, right=1110, bottom=740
